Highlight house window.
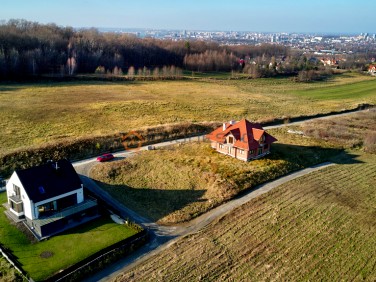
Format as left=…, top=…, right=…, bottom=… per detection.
left=219, top=144, right=224, bottom=149
left=38, top=202, right=55, bottom=214
left=10, top=201, right=23, bottom=213
left=250, top=150, right=255, bottom=155
left=239, top=149, right=244, bottom=155
left=258, top=148, right=263, bottom=155
left=13, top=184, right=21, bottom=196
left=228, top=136, right=234, bottom=144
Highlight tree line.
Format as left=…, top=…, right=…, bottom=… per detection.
left=0, top=19, right=373, bottom=81
left=0, top=19, right=291, bottom=79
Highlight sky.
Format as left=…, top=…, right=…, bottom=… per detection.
left=0, top=0, right=374, bottom=34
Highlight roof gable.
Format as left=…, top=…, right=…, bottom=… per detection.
left=206, top=119, right=277, bottom=150
left=16, top=159, right=82, bottom=203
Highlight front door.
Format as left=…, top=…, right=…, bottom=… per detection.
left=258, top=147, right=263, bottom=155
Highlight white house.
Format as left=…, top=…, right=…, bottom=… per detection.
left=6, top=159, right=98, bottom=239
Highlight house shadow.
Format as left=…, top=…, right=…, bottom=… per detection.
left=88, top=181, right=207, bottom=223
left=269, top=143, right=363, bottom=166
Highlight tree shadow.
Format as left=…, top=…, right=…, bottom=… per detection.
left=0, top=79, right=147, bottom=91
left=0, top=85, right=23, bottom=92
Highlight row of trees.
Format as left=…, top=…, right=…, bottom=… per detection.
left=95, top=65, right=183, bottom=78
left=0, top=19, right=292, bottom=79
left=0, top=19, right=374, bottom=80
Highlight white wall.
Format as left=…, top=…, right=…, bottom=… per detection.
left=6, top=172, right=84, bottom=220
left=6, top=172, right=31, bottom=218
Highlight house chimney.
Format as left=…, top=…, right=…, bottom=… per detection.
left=229, top=120, right=236, bottom=125
left=223, top=123, right=227, bottom=131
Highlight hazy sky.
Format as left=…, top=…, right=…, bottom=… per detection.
left=0, top=0, right=374, bottom=33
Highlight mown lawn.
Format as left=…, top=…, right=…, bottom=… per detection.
left=90, top=127, right=342, bottom=224
left=0, top=192, right=140, bottom=281
left=0, top=73, right=375, bottom=154
left=115, top=152, right=376, bottom=281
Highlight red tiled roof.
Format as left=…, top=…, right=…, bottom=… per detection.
left=206, top=119, right=277, bottom=150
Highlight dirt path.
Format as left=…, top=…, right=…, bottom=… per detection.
left=80, top=162, right=334, bottom=282
left=75, top=109, right=370, bottom=281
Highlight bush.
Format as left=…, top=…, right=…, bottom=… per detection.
left=295, top=69, right=332, bottom=82
left=0, top=122, right=220, bottom=177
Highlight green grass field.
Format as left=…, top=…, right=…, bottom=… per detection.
left=0, top=193, right=139, bottom=281
left=0, top=73, right=375, bottom=155
left=115, top=152, right=376, bottom=281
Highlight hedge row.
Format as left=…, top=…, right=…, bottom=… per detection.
left=0, top=122, right=220, bottom=178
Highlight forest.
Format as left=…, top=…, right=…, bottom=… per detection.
left=0, top=19, right=373, bottom=80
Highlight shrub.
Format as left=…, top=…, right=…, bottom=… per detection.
left=0, top=122, right=220, bottom=177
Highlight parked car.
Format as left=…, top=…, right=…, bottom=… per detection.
left=96, top=153, right=114, bottom=162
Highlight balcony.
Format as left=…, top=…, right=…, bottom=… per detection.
left=34, top=197, right=97, bottom=227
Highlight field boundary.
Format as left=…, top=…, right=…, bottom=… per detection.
left=0, top=103, right=373, bottom=179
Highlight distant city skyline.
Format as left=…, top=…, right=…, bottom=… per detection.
left=0, top=0, right=374, bottom=34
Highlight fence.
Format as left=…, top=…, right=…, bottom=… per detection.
left=49, top=229, right=149, bottom=282
left=0, top=244, right=30, bottom=281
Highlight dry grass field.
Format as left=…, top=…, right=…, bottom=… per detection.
left=302, top=108, right=376, bottom=152
left=90, top=127, right=343, bottom=224
left=115, top=152, right=376, bottom=282
left=0, top=73, right=375, bottom=154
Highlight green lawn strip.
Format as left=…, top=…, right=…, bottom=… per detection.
left=292, top=78, right=376, bottom=100
left=90, top=128, right=342, bottom=224
left=0, top=192, right=139, bottom=281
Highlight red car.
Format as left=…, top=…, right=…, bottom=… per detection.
left=96, top=153, right=114, bottom=162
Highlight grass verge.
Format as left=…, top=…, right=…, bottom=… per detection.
left=0, top=192, right=140, bottom=281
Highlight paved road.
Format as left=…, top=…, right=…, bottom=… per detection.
left=82, top=162, right=334, bottom=282
left=76, top=109, right=368, bottom=281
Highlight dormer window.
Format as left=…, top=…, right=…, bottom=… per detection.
left=228, top=136, right=234, bottom=144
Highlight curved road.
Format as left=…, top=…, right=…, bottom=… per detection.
left=74, top=109, right=367, bottom=281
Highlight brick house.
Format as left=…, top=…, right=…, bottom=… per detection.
left=368, top=64, right=376, bottom=75
left=206, top=119, right=277, bottom=161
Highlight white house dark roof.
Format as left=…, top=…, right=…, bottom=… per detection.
left=16, top=159, right=82, bottom=203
